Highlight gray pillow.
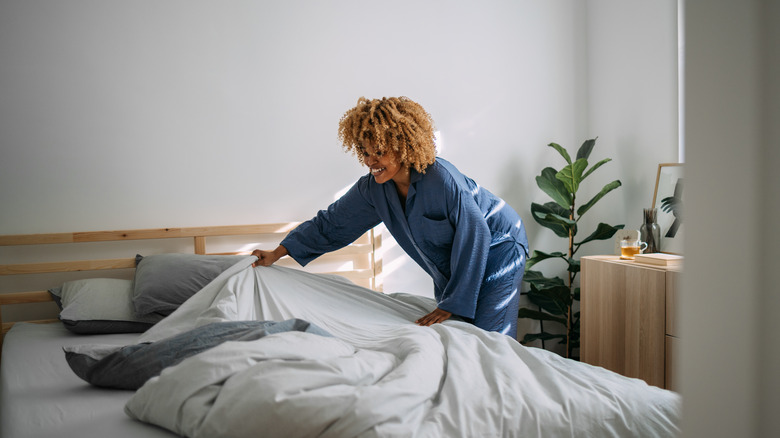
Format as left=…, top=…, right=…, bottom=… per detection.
left=132, top=254, right=247, bottom=318
left=64, top=319, right=331, bottom=389
left=48, top=278, right=158, bottom=334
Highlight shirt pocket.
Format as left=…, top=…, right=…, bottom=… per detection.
left=417, top=215, right=455, bottom=249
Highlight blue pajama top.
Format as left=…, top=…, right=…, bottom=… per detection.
left=280, top=158, right=529, bottom=320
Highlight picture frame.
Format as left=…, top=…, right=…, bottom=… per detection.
left=652, top=163, right=684, bottom=254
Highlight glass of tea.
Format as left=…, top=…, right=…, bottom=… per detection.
left=620, top=238, right=648, bottom=260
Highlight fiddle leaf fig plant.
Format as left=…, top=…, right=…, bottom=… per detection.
left=520, top=138, right=624, bottom=359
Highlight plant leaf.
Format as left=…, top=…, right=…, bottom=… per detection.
left=536, top=167, right=571, bottom=209
left=526, top=250, right=567, bottom=269
left=517, top=308, right=568, bottom=325
left=528, top=284, right=572, bottom=315
left=581, top=158, right=611, bottom=182
left=575, top=223, right=625, bottom=246
left=567, top=258, right=580, bottom=273
left=527, top=287, right=563, bottom=315
left=521, top=332, right=567, bottom=345
left=542, top=213, right=576, bottom=232
left=576, top=180, right=622, bottom=217
left=556, top=159, right=588, bottom=194
left=522, top=270, right=566, bottom=288
left=539, top=201, right=570, bottom=217
left=531, top=202, right=574, bottom=238
left=576, top=137, right=597, bottom=161
left=548, top=142, right=572, bottom=165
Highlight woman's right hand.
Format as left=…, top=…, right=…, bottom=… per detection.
left=251, top=245, right=288, bottom=267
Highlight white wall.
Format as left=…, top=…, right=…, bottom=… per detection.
left=0, top=1, right=678, bottom=323
left=680, top=0, right=780, bottom=436
left=586, top=0, right=680, bottom=231
left=0, top=0, right=589, bottom=299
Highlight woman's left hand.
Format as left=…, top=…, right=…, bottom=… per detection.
left=416, top=307, right=452, bottom=327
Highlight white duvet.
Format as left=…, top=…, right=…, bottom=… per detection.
left=123, top=260, right=680, bottom=438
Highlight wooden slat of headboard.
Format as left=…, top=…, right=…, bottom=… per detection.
left=209, top=242, right=374, bottom=258
left=0, top=223, right=302, bottom=246
left=0, top=233, right=76, bottom=246
left=0, top=259, right=136, bottom=276
left=0, top=291, right=53, bottom=305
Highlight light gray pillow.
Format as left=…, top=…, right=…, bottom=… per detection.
left=49, top=278, right=158, bottom=334
left=132, top=254, right=247, bottom=318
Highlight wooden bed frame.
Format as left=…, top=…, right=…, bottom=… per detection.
left=0, top=223, right=382, bottom=352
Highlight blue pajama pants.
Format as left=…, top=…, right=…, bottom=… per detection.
left=466, top=240, right=526, bottom=339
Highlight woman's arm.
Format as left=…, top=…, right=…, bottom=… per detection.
left=281, top=177, right=382, bottom=266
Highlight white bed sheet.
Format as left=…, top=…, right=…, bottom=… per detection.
left=0, top=323, right=175, bottom=438
left=123, top=265, right=681, bottom=438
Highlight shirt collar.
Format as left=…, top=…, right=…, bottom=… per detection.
left=410, top=166, right=423, bottom=184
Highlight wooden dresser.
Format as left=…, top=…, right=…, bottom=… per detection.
left=580, top=255, right=681, bottom=390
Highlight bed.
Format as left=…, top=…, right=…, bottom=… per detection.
left=0, top=223, right=680, bottom=438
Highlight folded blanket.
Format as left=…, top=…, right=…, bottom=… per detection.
left=65, top=319, right=331, bottom=390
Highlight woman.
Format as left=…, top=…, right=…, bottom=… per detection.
left=253, top=97, right=529, bottom=338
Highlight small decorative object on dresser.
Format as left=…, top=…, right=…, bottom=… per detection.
left=652, top=163, right=684, bottom=254
left=640, top=208, right=661, bottom=253
left=634, top=253, right=683, bottom=267
left=613, top=229, right=640, bottom=255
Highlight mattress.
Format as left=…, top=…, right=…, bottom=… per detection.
left=0, top=323, right=174, bottom=438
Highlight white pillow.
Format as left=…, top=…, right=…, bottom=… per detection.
left=49, top=278, right=157, bottom=334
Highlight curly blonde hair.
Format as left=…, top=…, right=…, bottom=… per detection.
left=337, top=96, right=437, bottom=173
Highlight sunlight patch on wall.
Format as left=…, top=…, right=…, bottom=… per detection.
left=434, top=130, right=443, bottom=154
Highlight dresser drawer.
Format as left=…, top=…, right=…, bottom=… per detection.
left=665, top=269, right=681, bottom=337
left=665, top=334, right=679, bottom=391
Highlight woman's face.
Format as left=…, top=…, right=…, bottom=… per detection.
left=360, top=142, right=405, bottom=185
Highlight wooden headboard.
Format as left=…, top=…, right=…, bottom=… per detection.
left=0, top=223, right=383, bottom=342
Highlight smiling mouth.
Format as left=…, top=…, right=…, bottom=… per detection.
left=370, top=167, right=386, bottom=175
